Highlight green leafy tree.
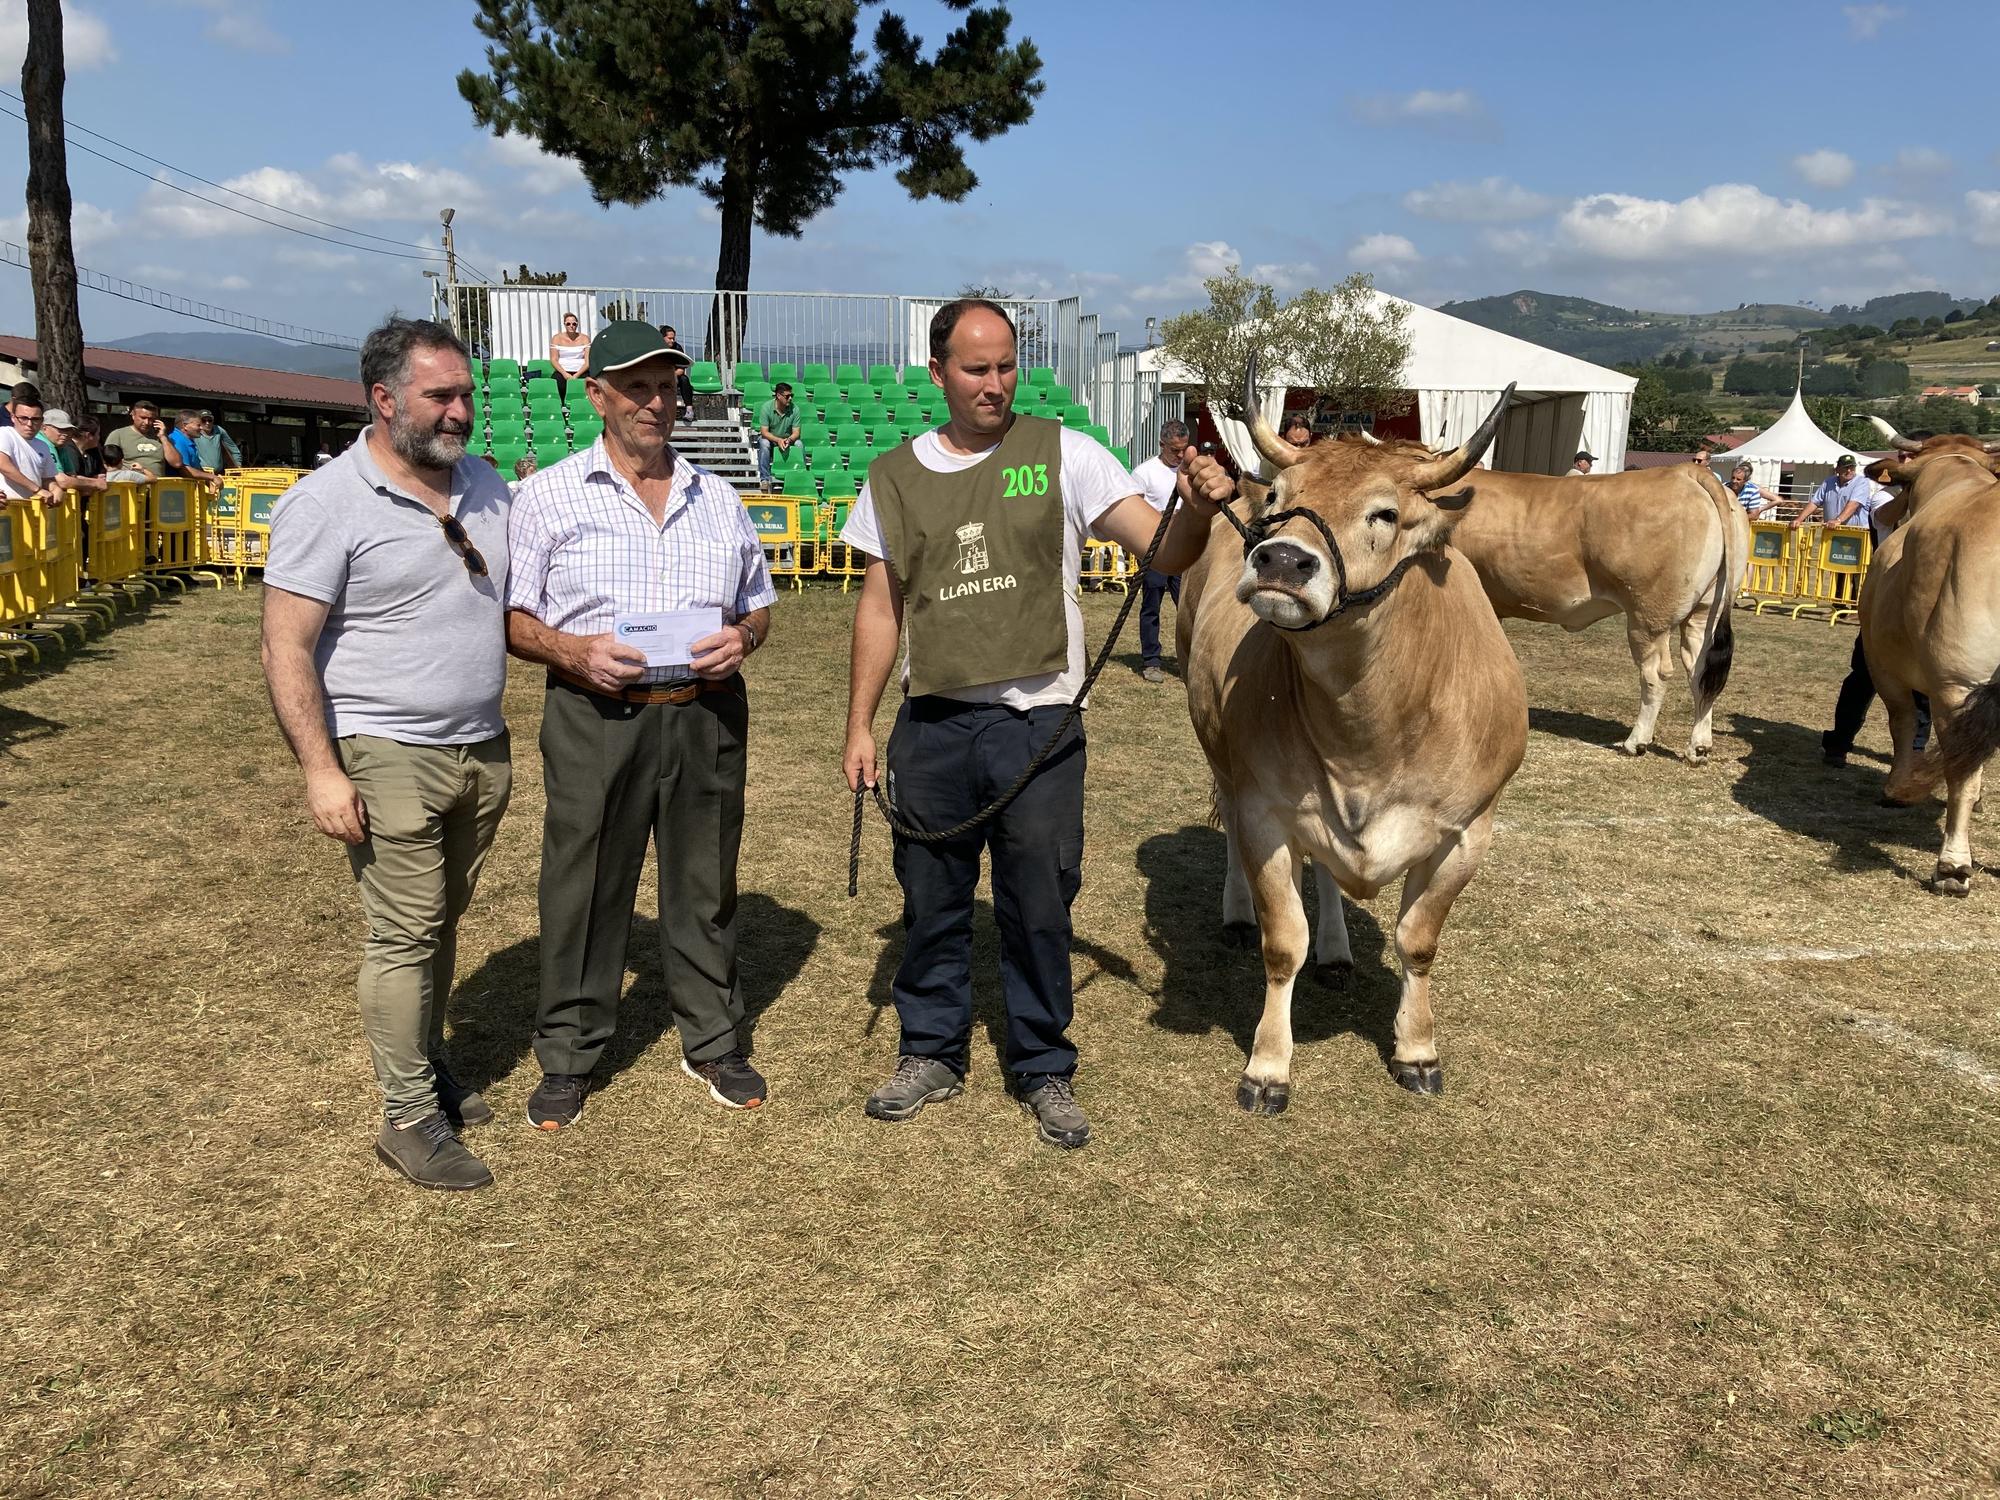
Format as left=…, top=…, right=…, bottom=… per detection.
left=458, top=1, right=1042, bottom=363
left=1159, top=268, right=1412, bottom=434
left=1627, top=369, right=1717, bottom=452
left=1803, top=396, right=1878, bottom=450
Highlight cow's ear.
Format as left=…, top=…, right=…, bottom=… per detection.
left=1428, top=487, right=1473, bottom=511
left=1866, top=457, right=1913, bottom=485
left=1239, top=476, right=1273, bottom=511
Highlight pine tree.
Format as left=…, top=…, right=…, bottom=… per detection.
left=458, top=1, right=1042, bottom=363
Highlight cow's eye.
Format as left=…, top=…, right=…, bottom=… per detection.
left=1367, top=507, right=1398, bottom=527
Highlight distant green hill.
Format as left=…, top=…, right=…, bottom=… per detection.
left=1437, top=290, right=1829, bottom=365
left=1826, top=290, right=1983, bottom=324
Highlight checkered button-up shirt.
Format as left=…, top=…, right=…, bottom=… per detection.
left=507, top=439, right=776, bottom=684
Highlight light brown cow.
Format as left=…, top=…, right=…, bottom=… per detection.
left=1178, top=362, right=1526, bottom=1109
left=1859, top=422, right=2000, bottom=895
left=1442, top=461, right=1750, bottom=760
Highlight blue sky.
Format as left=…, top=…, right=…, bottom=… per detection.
left=3, top=0, right=1997, bottom=351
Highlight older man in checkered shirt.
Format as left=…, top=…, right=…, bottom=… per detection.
left=505, top=321, right=776, bottom=1128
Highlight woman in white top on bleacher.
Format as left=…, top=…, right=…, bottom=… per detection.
left=549, top=313, right=589, bottom=400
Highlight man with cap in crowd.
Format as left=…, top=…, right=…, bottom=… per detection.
left=1566, top=450, right=1595, bottom=477
left=194, top=410, right=243, bottom=473
left=261, top=316, right=513, bottom=1192
left=505, top=320, right=776, bottom=1129
left=1126, top=418, right=1194, bottom=683
left=1795, top=454, right=1875, bottom=529
left=840, top=297, right=1231, bottom=1150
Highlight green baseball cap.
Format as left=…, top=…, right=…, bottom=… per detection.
left=587, top=320, right=694, bottom=377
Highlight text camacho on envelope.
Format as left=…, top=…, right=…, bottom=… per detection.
left=613, top=607, right=724, bottom=667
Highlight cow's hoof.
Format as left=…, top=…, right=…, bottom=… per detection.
left=1614, top=741, right=1645, bottom=758
left=1389, top=1060, right=1445, bottom=1096
left=1685, top=745, right=1711, bottom=765
left=1933, top=866, right=1972, bottom=897
left=1878, top=793, right=1923, bottom=809
left=1313, top=959, right=1354, bottom=989
left=1220, top=921, right=1258, bottom=949
left=1235, top=1075, right=1290, bottom=1115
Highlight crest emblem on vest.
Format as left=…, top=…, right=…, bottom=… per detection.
left=955, top=521, right=989, bottom=576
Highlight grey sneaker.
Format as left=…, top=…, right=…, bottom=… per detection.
left=1141, top=664, right=1166, bottom=684
left=375, top=1111, right=494, bottom=1191
left=1015, top=1075, right=1090, bottom=1149
left=865, top=1055, right=964, bottom=1122
left=432, top=1058, right=492, bottom=1129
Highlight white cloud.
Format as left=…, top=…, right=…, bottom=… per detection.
left=1352, top=89, right=1483, bottom=126
left=0, top=1, right=116, bottom=75
left=1348, top=233, right=1420, bottom=267
left=1892, top=146, right=1952, bottom=176
left=1557, top=183, right=1945, bottom=262
left=136, top=155, right=487, bottom=242
left=1131, top=240, right=1244, bottom=302
left=1792, top=150, right=1855, bottom=190
left=1403, top=177, right=1553, bottom=223
left=1967, top=190, right=2000, bottom=248
left=1843, top=3, right=1901, bottom=38
left=0, top=200, right=119, bottom=255
left=158, top=0, right=289, bottom=54
left=485, top=133, right=588, bottom=198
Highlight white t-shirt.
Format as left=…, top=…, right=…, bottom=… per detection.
left=841, top=424, right=1138, bottom=709
left=1129, top=454, right=1181, bottom=514
left=0, top=424, right=55, bottom=499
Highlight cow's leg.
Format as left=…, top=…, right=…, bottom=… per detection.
left=1880, top=678, right=1931, bottom=807
left=1932, top=687, right=1981, bottom=896
left=1220, top=815, right=1257, bottom=945
left=1310, top=859, right=1353, bottom=980
left=1677, top=608, right=1718, bottom=761
left=1387, top=814, right=1494, bottom=1096
left=1238, top=826, right=1308, bottom=1115
left=1617, top=621, right=1674, bottom=755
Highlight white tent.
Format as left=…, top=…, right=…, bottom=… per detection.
left=1136, top=289, right=1636, bottom=477
left=1705, top=388, right=1852, bottom=497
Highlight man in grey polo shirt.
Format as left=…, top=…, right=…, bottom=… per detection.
left=261, top=316, right=513, bottom=1192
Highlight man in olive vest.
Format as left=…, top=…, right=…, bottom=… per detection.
left=840, top=298, right=1229, bottom=1148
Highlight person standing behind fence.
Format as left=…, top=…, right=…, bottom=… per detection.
left=105, top=400, right=185, bottom=482
left=1127, top=419, right=1193, bottom=683
left=2, top=383, right=60, bottom=506
left=839, top=297, right=1229, bottom=1149
left=194, top=410, right=242, bottom=472
left=549, top=312, right=589, bottom=400
left=1794, top=455, right=1871, bottom=527
left=1725, top=461, right=1780, bottom=519
left=261, top=316, right=513, bottom=1192
left=504, top=320, right=776, bottom=1130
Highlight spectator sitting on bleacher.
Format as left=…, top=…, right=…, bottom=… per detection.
left=755, top=382, right=800, bottom=492
left=549, top=312, right=589, bottom=400
left=195, top=410, right=243, bottom=472
left=101, top=444, right=154, bottom=483
left=105, top=400, right=185, bottom=480
left=2, top=382, right=59, bottom=505
left=659, top=325, right=697, bottom=420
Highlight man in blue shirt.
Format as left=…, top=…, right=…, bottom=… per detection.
left=1796, top=455, right=1872, bottom=527
left=168, top=410, right=219, bottom=483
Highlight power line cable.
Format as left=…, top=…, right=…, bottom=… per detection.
left=0, top=239, right=360, bottom=349
left=0, top=85, right=453, bottom=256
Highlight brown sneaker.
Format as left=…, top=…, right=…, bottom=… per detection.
left=682, top=1051, right=767, bottom=1109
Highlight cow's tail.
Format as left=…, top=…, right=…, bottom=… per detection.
left=1689, top=465, right=1744, bottom=716
left=1938, top=676, right=2000, bottom=786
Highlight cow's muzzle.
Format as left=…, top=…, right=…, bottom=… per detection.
left=1237, top=534, right=1335, bottom=626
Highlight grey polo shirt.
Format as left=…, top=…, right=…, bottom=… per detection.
left=265, top=427, right=511, bottom=746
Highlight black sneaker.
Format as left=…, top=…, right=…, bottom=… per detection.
left=432, top=1058, right=492, bottom=1129
left=375, top=1111, right=493, bottom=1191
left=526, top=1072, right=590, bottom=1131
left=1015, top=1075, right=1090, bottom=1150
left=682, top=1051, right=766, bottom=1110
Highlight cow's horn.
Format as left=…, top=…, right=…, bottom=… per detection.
left=1410, top=383, right=1515, bottom=490
left=1242, top=350, right=1305, bottom=471
left=1864, top=415, right=1923, bottom=454
left=1355, top=427, right=1384, bottom=446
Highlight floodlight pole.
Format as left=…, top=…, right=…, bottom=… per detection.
left=440, top=207, right=459, bottom=339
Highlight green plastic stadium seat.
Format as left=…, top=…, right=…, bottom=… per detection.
left=771, top=444, right=804, bottom=471
left=867, top=363, right=896, bottom=387
left=902, top=366, right=934, bottom=389
left=1045, top=384, right=1072, bottom=407
left=1110, top=445, right=1130, bottom=469
left=800, top=423, right=831, bottom=449
left=525, top=381, right=560, bottom=404
left=1084, top=425, right=1111, bottom=447
left=741, top=384, right=773, bottom=411
left=566, top=389, right=595, bottom=414
left=525, top=360, right=557, bottom=382
left=486, top=358, right=521, bottom=384
left=833, top=424, right=869, bottom=449
left=802, top=362, right=831, bottom=385
left=782, top=470, right=819, bottom=498
left=805, top=445, right=839, bottom=473
left=572, top=422, right=604, bottom=447
left=688, top=361, right=724, bottom=394
left=492, top=443, right=527, bottom=469
left=1026, top=367, right=1054, bottom=387
left=768, top=362, right=797, bottom=383
left=1061, top=404, right=1092, bottom=427
left=857, top=405, right=891, bottom=427
left=834, top=363, right=864, bottom=392
left=733, top=361, right=764, bottom=388
left=820, top=405, right=857, bottom=428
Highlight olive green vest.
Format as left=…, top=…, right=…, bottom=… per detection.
left=870, top=416, right=1069, bottom=699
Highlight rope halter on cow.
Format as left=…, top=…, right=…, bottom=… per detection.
left=1222, top=352, right=1515, bottom=630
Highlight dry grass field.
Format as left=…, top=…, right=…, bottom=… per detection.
left=3, top=581, right=1997, bottom=1498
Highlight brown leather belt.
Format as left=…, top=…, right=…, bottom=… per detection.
left=549, top=667, right=738, bottom=705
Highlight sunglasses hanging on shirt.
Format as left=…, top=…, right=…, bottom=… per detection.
left=437, top=512, right=488, bottom=577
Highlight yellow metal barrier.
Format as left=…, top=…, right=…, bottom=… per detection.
left=1740, top=520, right=1797, bottom=610
left=745, top=496, right=814, bottom=590
left=1736, top=522, right=1871, bottom=624
left=0, top=502, right=43, bottom=669
left=1080, top=540, right=1136, bottom=592
left=821, top=495, right=866, bottom=591
left=207, top=466, right=307, bottom=579
left=145, top=477, right=219, bottom=588
left=82, top=481, right=156, bottom=607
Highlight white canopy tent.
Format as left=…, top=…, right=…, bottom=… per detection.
left=1705, top=388, right=1852, bottom=497
left=1137, top=289, right=1635, bottom=477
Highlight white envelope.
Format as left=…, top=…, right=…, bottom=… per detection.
left=612, top=607, right=725, bottom=667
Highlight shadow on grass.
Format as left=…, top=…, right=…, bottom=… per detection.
left=1527, top=705, right=1645, bottom=753
left=1136, top=825, right=1397, bottom=1069
left=448, top=892, right=818, bottom=1096
left=860, top=898, right=1142, bottom=1080
left=0, top=700, right=67, bottom=756
left=1727, top=712, right=1931, bottom=880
